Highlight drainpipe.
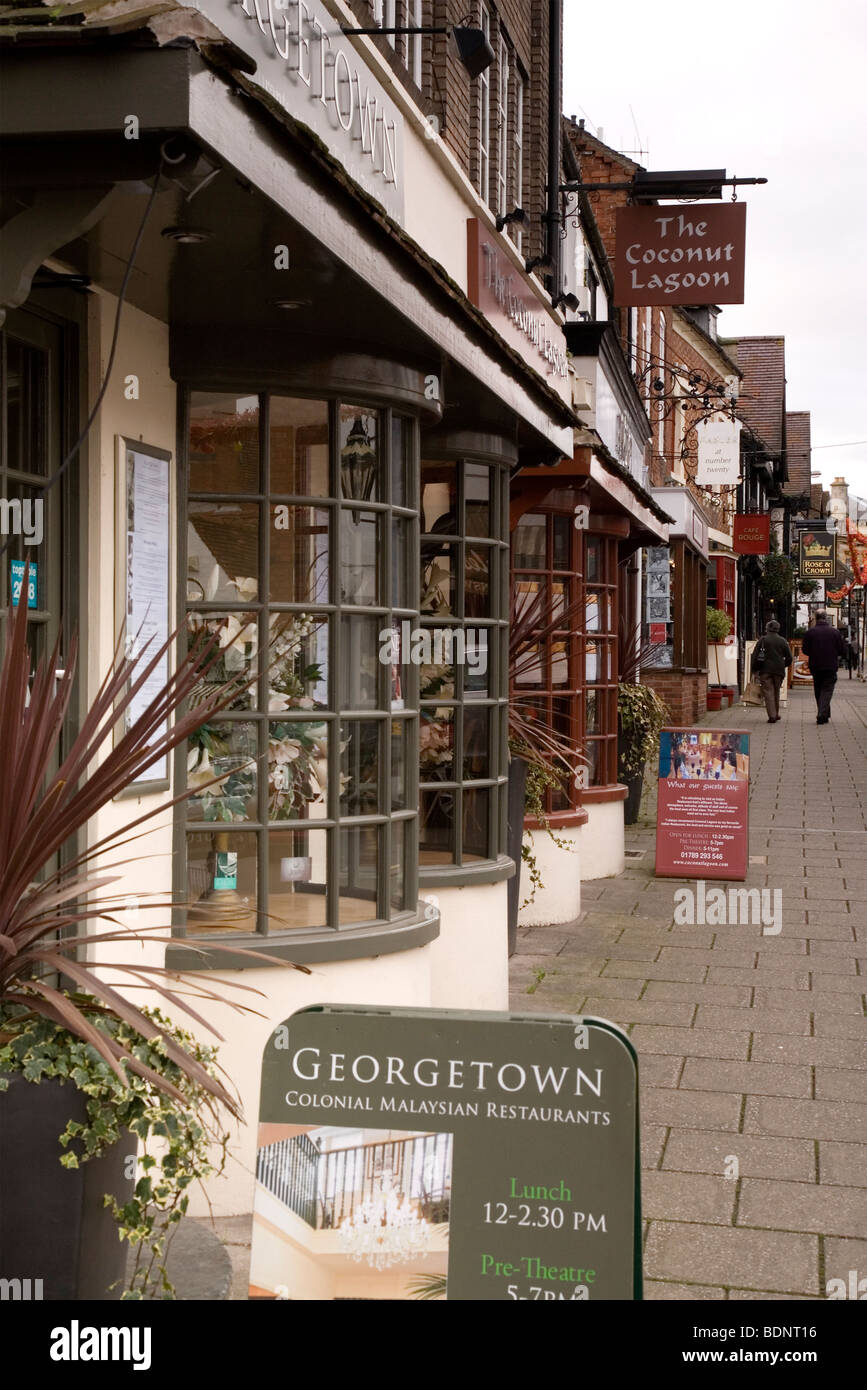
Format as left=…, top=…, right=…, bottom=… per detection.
left=546, top=0, right=562, bottom=300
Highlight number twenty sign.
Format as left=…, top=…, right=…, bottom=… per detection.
left=250, top=1005, right=641, bottom=1300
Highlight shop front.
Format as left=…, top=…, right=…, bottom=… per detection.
left=1, top=6, right=575, bottom=1212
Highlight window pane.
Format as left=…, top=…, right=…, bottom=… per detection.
left=421, top=540, right=456, bottom=615
left=391, top=516, right=410, bottom=608
left=586, top=688, right=599, bottom=733
left=464, top=628, right=490, bottom=698
left=339, top=825, right=379, bottom=924
left=419, top=706, right=454, bottom=781
left=391, top=719, right=410, bottom=810
left=513, top=513, right=546, bottom=569
left=189, top=393, right=259, bottom=493
left=421, top=460, right=458, bottom=532
left=268, top=720, right=328, bottom=821
left=586, top=538, right=601, bottom=582
left=269, top=614, right=329, bottom=710
left=392, top=415, right=411, bottom=507
left=340, top=720, right=381, bottom=816
left=338, top=615, right=380, bottom=709
left=339, top=407, right=379, bottom=504
left=553, top=515, right=571, bottom=571
left=419, top=625, right=457, bottom=699
left=268, top=827, right=329, bottom=930
left=463, top=705, right=490, bottom=779
left=270, top=504, right=330, bottom=603
left=187, top=720, right=257, bottom=823
left=188, top=502, right=259, bottom=602
left=186, top=830, right=257, bottom=933
left=462, top=787, right=489, bottom=861
left=390, top=820, right=406, bottom=913
left=465, top=546, right=490, bottom=618
left=270, top=396, right=329, bottom=494
left=419, top=788, right=455, bottom=862
left=340, top=508, right=380, bottom=605
left=187, top=611, right=257, bottom=710
left=465, top=463, right=490, bottom=537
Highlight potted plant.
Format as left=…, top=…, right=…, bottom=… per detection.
left=617, top=681, right=670, bottom=825
left=706, top=606, right=734, bottom=689
left=0, top=575, right=307, bottom=1299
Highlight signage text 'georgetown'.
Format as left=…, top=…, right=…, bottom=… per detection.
left=201, top=0, right=404, bottom=220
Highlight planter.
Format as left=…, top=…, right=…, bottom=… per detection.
left=0, top=1074, right=134, bottom=1300
left=707, top=642, right=736, bottom=687
left=506, top=756, right=529, bottom=957
left=622, top=767, right=644, bottom=825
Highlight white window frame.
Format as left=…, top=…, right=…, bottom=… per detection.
left=478, top=4, right=491, bottom=204
left=496, top=36, right=510, bottom=217
left=512, top=74, right=525, bottom=249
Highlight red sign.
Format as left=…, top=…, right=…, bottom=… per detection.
left=655, top=728, right=750, bottom=880
left=466, top=219, right=571, bottom=403
left=733, top=513, right=770, bottom=554
left=614, top=203, right=746, bottom=306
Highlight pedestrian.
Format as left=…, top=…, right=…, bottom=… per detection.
left=751, top=619, right=793, bottom=723
left=801, top=610, right=847, bottom=724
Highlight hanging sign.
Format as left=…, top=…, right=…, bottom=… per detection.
left=798, top=528, right=836, bottom=578
left=249, top=1005, right=642, bottom=1301
left=614, top=203, right=747, bottom=306
left=695, top=416, right=741, bottom=485
left=733, top=513, right=770, bottom=554
left=656, top=728, right=750, bottom=880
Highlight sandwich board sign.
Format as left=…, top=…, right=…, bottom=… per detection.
left=249, top=1004, right=641, bottom=1301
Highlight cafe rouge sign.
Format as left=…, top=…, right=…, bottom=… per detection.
left=467, top=220, right=571, bottom=406
left=199, top=0, right=404, bottom=223
left=614, top=204, right=747, bottom=307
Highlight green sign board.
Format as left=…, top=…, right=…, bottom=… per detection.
left=250, top=1005, right=641, bottom=1301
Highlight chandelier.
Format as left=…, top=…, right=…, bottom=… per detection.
left=338, top=1172, right=432, bottom=1271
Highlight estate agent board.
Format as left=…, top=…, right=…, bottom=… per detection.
left=249, top=1005, right=641, bottom=1301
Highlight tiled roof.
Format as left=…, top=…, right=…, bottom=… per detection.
left=784, top=411, right=811, bottom=498
left=721, top=336, right=786, bottom=455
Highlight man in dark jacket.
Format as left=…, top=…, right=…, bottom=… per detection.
left=802, top=611, right=847, bottom=723
left=752, top=619, right=793, bottom=722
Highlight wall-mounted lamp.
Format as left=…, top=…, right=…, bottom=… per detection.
left=552, top=291, right=580, bottom=313
left=495, top=207, right=526, bottom=233
left=341, top=24, right=494, bottom=78
left=525, top=253, right=553, bottom=274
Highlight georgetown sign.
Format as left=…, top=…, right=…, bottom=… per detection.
left=190, top=0, right=404, bottom=222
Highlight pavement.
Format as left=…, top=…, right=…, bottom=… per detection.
left=510, top=674, right=867, bottom=1300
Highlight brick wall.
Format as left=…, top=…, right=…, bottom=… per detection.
left=642, top=672, right=708, bottom=726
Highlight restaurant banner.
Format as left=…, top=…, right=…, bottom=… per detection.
left=789, top=638, right=812, bottom=684
left=798, top=528, right=836, bottom=578
left=656, top=728, right=750, bottom=880
left=614, top=203, right=746, bottom=306
left=249, top=1005, right=642, bottom=1301
left=695, top=416, right=742, bottom=486
left=733, top=513, right=770, bottom=554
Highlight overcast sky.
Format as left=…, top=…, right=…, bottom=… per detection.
left=562, top=0, right=867, bottom=506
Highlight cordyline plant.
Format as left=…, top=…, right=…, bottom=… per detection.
left=509, top=581, right=588, bottom=781
left=0, top=566, right=307, bottom=1119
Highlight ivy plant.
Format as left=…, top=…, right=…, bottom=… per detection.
left=617, top=682, right=670, bottom=778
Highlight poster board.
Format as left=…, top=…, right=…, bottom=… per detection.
left=114, top=437, right=172, bottom=792
left=655, top=727, right=750, bottom=880
left=250, top=1005, right=642, bottom=1302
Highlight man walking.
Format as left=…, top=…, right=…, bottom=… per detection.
left=752, top=619, right=793, bottom=723
left=802, top=611, right=847, bottom=724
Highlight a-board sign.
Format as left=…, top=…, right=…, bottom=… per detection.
left=250, top=1005, right=641, bottom=1301
left=656, top=728, right=750, bottom=880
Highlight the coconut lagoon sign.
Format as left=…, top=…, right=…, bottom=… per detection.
left=249, top=1005, right=641, bottom=1301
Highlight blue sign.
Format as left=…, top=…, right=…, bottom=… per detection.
left=10, top=560, right=37, bottom=609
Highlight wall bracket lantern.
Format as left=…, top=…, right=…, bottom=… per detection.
left=341, top=23, right=494, bottom=77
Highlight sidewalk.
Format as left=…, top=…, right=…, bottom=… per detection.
left=510, top=676, right=867, bottom=1300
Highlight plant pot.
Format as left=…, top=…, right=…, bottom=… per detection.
left=0, top=1074, right=135, bottom=1300
left=622, top=767, right=645, bottom=825
left=506, top=756, right=529, bottom=957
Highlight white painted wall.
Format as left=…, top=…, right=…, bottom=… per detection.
left=517, top=827, right=581, bottom=928
left=425, top=881, right=509, bottom=1011
left=580, top=802, right=625, bottom=880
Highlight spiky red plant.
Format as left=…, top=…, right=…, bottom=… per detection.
left=0, top=571, right=307, bottom=1118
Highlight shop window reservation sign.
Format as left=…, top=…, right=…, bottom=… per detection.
left=250, top=1005, right=641, bottom=1300
left=193, top=0, right=404, bottom=223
